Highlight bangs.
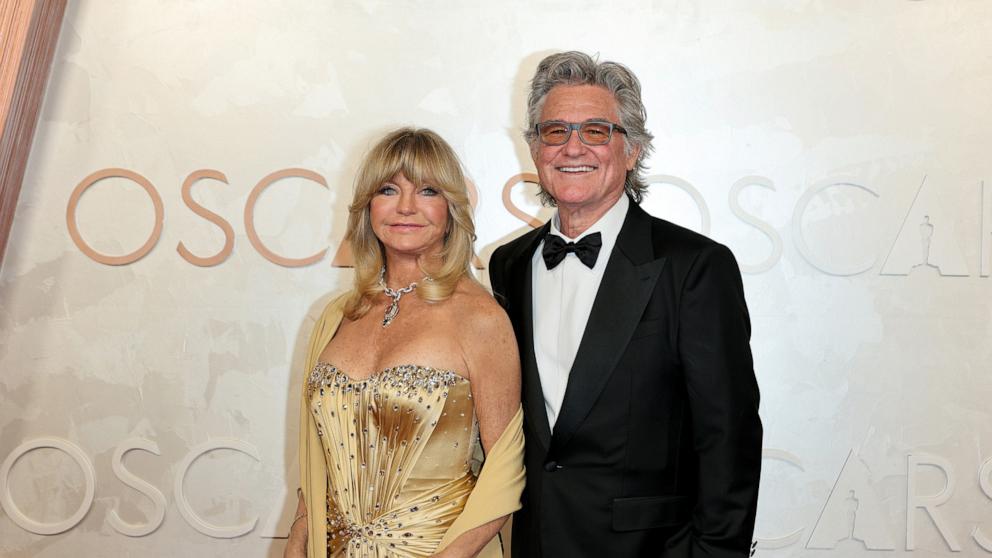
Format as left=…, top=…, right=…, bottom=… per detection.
left=371, top=131, right=460, bottom=194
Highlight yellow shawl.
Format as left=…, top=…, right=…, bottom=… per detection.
left=298, top=294, right=525, bottom=557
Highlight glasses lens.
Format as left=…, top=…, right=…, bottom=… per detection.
left=539, top=122, right=570, bottom=145
left=579, top=122, right=612, bottom=145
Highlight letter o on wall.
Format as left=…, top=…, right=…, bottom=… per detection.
left=644, top=175, right=712, bottom=235
left=0, top=437, right=96, bottom=535
left=66, top=168, right=165, bottom=265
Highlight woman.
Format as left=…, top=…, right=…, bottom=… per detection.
left=285, top=128, right=524, bottom=558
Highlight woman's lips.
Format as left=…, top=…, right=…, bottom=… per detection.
left=389, top=223, right=425, bottom=232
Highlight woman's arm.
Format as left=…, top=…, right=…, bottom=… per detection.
left=283, top=489, right=308, bottom=558
left=434, top=296, right=522, bottom=558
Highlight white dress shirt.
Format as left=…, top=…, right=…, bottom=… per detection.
left=532, top=195, right=629, bottom=429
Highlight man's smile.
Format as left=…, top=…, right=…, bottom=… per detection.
left=556, top=165, right=597, bottom=173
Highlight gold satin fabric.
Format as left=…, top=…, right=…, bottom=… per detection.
left=298, top=294, right=525, bottom=558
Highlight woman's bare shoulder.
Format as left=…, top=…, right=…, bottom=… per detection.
left=448, top=278, right=520, bottom=391
left=448, top=277, right=507, bottom=320
left=444, top=278, right=514, bottom=356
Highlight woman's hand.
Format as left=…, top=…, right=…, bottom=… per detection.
left=283, top=490, right=309, bottom=558
left=428, top=515, right=506, bottom=557
left=283, top=520, right=307, bottom=557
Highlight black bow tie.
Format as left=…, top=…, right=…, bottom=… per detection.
left=542, top=232, right=603, bottom=270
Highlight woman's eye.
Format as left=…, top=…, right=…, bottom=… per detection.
left=420, top=186, right=439, bottom=196
left=378, top=184, right=397, bottom=195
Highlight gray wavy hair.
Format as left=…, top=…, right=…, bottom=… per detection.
left=525, top=51, right=655, bottom=204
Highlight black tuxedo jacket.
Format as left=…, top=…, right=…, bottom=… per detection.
left=489, top=200, right=762, bottom=558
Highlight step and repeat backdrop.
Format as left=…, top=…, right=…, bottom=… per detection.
left=2, top=1, right=991, bottom=556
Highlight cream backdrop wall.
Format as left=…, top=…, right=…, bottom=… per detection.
left=1, top=1, right=991, bottom=557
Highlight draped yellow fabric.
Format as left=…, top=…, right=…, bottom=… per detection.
left=436, top=408, right=525, bottom=555
left=298, top=293, right=525, bottom=557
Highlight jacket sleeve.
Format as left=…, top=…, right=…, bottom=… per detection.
left=488, top=245, right=510, bottom=310
left=671, top=243, right=762, bottom=557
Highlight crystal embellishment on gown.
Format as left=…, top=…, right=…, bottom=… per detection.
left=308, top=362, right=481, bottom=557
left=308, top=363, right=462, bottom=397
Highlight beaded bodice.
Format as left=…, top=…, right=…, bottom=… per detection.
left=307, top=362, right=480, bottom=557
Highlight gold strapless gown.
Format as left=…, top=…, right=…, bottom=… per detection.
left=307, top=362, right=482, bottom=557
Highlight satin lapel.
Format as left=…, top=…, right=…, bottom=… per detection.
left=549, top=202, right=666, bottom=454
left=507, top=225, right=552, bottom=451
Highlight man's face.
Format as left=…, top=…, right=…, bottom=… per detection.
left=532, top=84, right=640, bottom=212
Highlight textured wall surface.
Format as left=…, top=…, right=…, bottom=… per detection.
left=2, top=1, right=992, bottom=556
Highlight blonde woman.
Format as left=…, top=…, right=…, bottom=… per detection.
left=285, top=128, right=524, bottom=558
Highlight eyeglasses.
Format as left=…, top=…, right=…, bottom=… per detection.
left=535, top=120, right=628, bottom=146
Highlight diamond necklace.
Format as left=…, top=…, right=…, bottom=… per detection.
left=378, top=267, right=417, bottom=328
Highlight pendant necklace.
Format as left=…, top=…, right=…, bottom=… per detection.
left=379, top=267, right=417, bottom=328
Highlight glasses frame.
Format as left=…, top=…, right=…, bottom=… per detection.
left=535, top=119, right=628, bottom=146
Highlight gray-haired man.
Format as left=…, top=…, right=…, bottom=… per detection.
left=489, top=51, right=762, bottom=557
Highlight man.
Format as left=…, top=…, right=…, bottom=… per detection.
left=489, top=52, right=762, bottom=557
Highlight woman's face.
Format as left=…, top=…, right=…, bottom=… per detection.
left=369, top=172, right=450, bottom=260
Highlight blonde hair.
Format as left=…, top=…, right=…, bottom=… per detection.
left=343, top=128, right=476, bottom=320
